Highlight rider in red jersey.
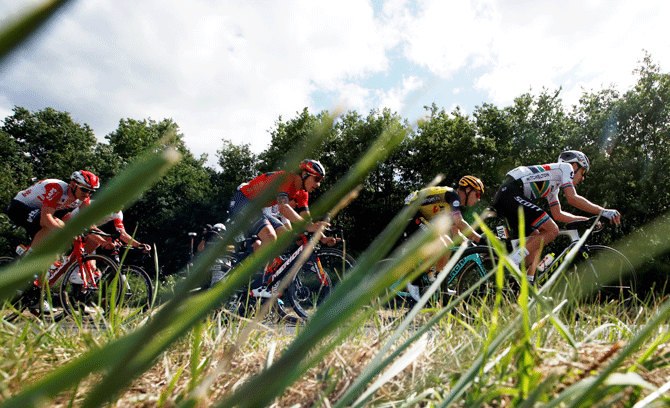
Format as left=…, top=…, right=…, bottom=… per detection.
left=226, top=159, right=328, bottom=253
left=5, top=170, right=100, bottom=247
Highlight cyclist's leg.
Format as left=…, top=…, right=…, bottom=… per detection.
left=495, top=189, right=557, bottom=278
left=523, top=219, right=558, bottom=277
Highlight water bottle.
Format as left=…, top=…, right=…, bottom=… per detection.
left=537, top=253, right=555, bottom=272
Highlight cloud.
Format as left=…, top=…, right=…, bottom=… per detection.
left=1, top=0, right=669, bottom=169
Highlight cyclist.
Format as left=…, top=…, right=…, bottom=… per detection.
left=64, top=206, right=150, bottom=254
left=5, top=170, right=100, bottom=248
left=262, top=191, right=339, bottom=246
left=403, top=175, right=485, bottom=301
left=197, top=223, right=226, bottom=252
left=226, top=159, right=329, bottom=253
left=491, top=150, right=621, bottom=283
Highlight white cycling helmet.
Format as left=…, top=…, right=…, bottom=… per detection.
left=558, top=150, right=590, bottom=173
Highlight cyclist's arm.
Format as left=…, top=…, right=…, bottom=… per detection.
left=563, top=186, right=605, bottom=214
left=452, top=213, right=482, bottom=243
left=40, top=206, right=65, bottom=229
left=277, top=196, right=327, bottom=233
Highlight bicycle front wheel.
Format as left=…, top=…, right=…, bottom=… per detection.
left=118, top=264, right=154, bottom=314
left=443, top=246, right=516, bottom=319
left=577, top=245, right=637, bottom=304
left=310, top=248, right=356, bottom=284
left=59, top=254, right=120, bottom=320
left=286, top=253, right=337, bottom=319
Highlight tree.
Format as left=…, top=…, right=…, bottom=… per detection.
left=1, top=106, right=98, bottom=182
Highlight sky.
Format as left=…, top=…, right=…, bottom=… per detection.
left=1, top=0, right=669, bottom=168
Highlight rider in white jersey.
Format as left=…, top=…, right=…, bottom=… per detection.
left=492, top=151, right=621, bottom=281
left=5, top=171, right=100, bottom=247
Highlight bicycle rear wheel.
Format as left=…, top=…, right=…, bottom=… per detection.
left=59, top=254, right=120, bottom=320
left=576, top=245, right=637, bottom=304
left=118, top=264, right=154, bottom=314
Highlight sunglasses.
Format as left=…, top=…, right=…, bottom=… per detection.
left=78, top=185, right=95, bottom=194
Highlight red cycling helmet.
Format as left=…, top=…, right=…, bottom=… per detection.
left=71, top=170, right=100, bottom=190
left=300, top=159, right=326, bottom=180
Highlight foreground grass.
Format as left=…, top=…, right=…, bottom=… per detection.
left=2, top=296, right=669, bottom=407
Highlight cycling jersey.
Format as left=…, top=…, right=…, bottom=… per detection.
left=492, top=163, right=575, bottom=238
left=262, top=189, right=309, bottom=225
left=13, top=179, right=89, bottom=211
left=404, top=186, right=463, bottom=221
left=505, top=163, right=575, bottom=207
left=67, top=206, right=125, bottom=234
left=229, top=172, right=309, bottom=237
left=239, top=171, right=309, bottom=209
left=6, top=179, right=90, bottom=238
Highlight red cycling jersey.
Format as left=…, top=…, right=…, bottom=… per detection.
left=13, top=179, right=90, bottom=211
left=239, top=171, right=309, bottom=208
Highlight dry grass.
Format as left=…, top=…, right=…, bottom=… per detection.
left=3, top=298, right=669, bottom=408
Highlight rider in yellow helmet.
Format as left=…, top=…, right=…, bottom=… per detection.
left=403, top=175, right=485, bottom=300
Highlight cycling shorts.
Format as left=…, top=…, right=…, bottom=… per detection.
left=492, top=178, right=550, bottom=238
left=5, top=199, right=43, bottom=239
left=226, top=190, right=284, bottom=237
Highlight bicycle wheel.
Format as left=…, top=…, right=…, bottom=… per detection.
left=285, top=254, right=336, bottom=319
left=59, top=254, right=120, bottom=320
left=309, top=248, right=356, bottom=284
left=118, top=264, right=154, bottom=314
left=443, top=247, right=516, bottom=319
left=576, top=245, right=637, bottom=304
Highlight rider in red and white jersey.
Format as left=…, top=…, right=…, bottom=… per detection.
left=5, top=170, right=100, bottom=247
left=492, top=150, right=621, bottom=281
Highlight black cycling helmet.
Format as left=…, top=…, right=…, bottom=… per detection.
left=300, top=159, right=326, bottom=180
left=558, top=150, right=590, bottom=173
left=71, top=170, right=100, bottom=190
left=458, top=175, right=484, bottom=193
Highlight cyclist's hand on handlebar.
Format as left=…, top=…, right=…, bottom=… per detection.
left=476, top=234, right=489, bottom=247
left=307, top=220, right=330, bottom=233
left=601, top=209, right=621, bottom=225
left=320, top=236, right=341, bottom=247
left=140, top=243, right=151, bottom=252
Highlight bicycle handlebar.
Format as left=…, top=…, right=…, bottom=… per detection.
left=563, top=216, right=603, bottom=233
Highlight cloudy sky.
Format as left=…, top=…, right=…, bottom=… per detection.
left=1, top=0, right=668, bottom=167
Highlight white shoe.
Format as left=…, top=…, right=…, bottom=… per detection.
left=251, top=287, right=273, bottom=298
left=407, top=283, right=421, bottom=302
left=29, top=299, right=52, bottom=314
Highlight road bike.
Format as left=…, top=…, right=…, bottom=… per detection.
left=1, top=231, right=120, bottom=322
left=206, top=230, right=355, bottom=320
left=452, top=216, right=637, bottom=309
left=377, top=244, right=497, bottom=311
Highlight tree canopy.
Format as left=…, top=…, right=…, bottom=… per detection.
left=1, top=55, right=669, bottom=291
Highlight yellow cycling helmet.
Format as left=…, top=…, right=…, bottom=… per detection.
left=458, top=175, right=484, bottom=193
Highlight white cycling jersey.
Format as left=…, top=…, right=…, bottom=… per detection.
left=506, top=163, right=575, bottom=207
left=13, top=179, right=88, bottom=210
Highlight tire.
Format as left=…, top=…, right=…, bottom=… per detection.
left=443, top=247, right=516, bottom=319
left=576, top=245, right=637, bottom=304
left=59, top=254, right=120, bottom=320
left=310, top=248, right=356, bottom=284
left=118, top=265, right=154, bottom=313
left=285, top=252, right=337, bottom=319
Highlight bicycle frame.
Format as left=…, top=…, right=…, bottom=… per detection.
left=36, top=236, right=99, bottom=290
